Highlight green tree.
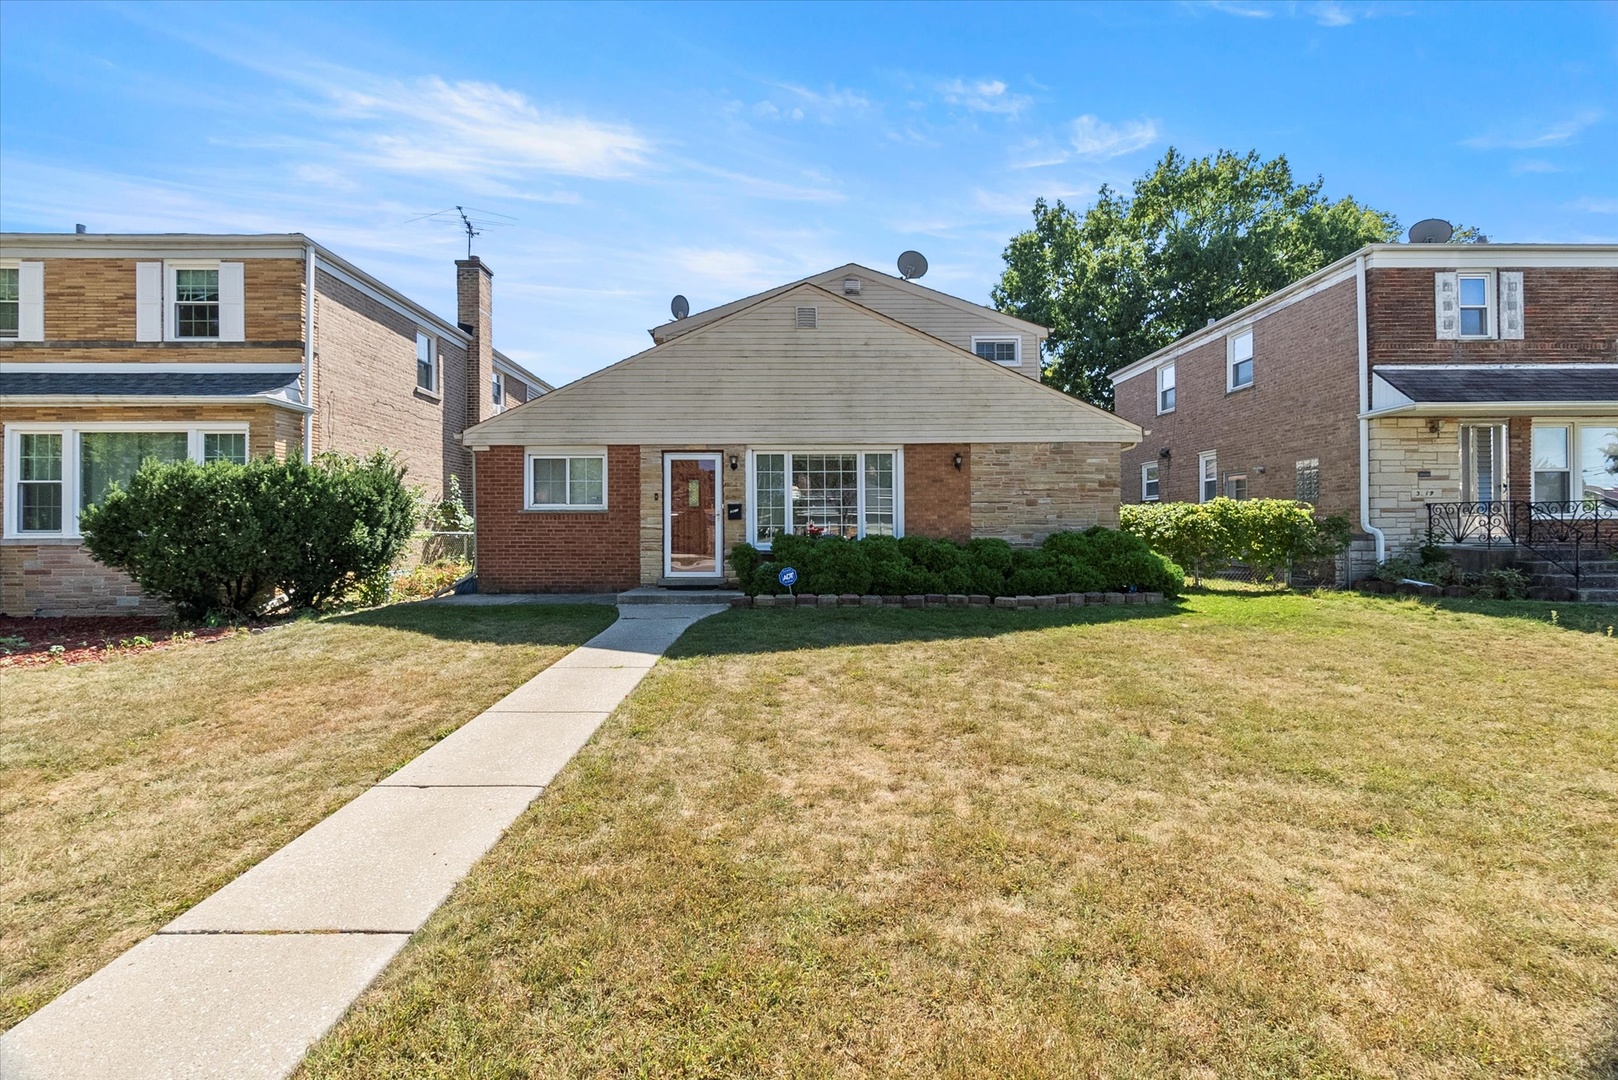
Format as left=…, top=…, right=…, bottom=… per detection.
left=993, top=148, right=1400, bottom=407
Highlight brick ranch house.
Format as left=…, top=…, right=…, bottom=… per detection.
left=461, top=264, right=1143, bottom=592
left=0, top=232, right=547, bottom=616
left=1109, top=243, right=1618, bottom=589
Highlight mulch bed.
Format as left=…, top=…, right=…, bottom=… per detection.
left=0, top=616, right=237, bottom=669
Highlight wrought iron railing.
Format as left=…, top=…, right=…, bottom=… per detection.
left=1425, top=501, right=1618, bottom=589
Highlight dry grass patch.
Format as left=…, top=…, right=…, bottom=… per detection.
left=300, top=591, right=1618, bottom=1079
left=0, top=602, right=616, bottom=1027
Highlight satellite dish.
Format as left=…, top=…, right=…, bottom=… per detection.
left=1408, top=218, right=1454, bottom=244
left=897, top=250, right=928, bottom=280
left=671, top=294, right=690, bottom=320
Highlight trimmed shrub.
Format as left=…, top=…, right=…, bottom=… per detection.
left=801, top=538, right=873, bottom=595
left=1045, top=527, right=1183, bottom=596
left=1121, top=499, right=1347, bottom=585
left=729, top=542, right=764, bottom=583
left=80, top=451, right=419, bottom=620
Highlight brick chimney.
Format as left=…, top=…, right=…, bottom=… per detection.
left=456, top=256, right=494, bottom=427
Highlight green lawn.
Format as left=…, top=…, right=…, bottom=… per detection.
left=0, top=602, right=617, bottom=1028
left=298, top=590, right=1618, bottom=1079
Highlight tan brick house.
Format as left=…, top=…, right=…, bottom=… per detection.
left=1109, top=243, right=1618, bottom=581
left=462, top=264, right=1142, bottom=593
left=0, top=232, right=546, bottom=615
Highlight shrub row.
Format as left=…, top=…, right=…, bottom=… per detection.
left=80, top=451, right=419, bottom=620
left=730, top=528, right=1184, bottom=599
left=1119, top=498, right=1350, bottom=583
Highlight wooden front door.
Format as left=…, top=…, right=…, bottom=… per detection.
left=664, top=454, right=721, bottom=577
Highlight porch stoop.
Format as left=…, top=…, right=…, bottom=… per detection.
left=619, top=586, right=744, bottom=605
left=1515, top=555, right=1618, bottom=605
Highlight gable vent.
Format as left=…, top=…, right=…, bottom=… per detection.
left=842, top=277, right=861, bottom=295
left=795, top=305, right=818, bottom=329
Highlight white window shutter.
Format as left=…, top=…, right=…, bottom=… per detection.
left=218, top=262, right=245, bottom=341
left=16, top=261, right=44, bottom=341
left=1434, top=271, right=1459, bottom=339
left=1498, top=271, right=1524, bottom=340
left=135, top=261, right=163, bottom=341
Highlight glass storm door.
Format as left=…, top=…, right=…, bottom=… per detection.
left=1460, top=424, right=1506, bottom=504
left=664, top=453, right=721, bottom=577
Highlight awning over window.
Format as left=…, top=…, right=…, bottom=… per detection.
left=1369, top=364, right=1618, bottom=416
left=0, top=369, right=307, bottom=409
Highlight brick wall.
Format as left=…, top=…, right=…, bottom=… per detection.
left=1116, top=276, right=1362, bottom=521
left=970, top=441, right=1120, bottom=544
left=1367, top=266, right=1618, bottom=365
left=474, top=444, right=641, bottom=592
left=903, top=443, right=971, bottom=541
left=457, top=259, right=496, bottom=433
left=312, top=269, right=471, bottom=503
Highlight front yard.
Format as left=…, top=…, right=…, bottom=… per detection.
left=0, top=602, right=617, bottom=1028
left=298, top=591, right=1617, bottom=1079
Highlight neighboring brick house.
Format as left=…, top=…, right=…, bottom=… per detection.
left=0, top=232, right=547, bottom=615
left=1109, top=243, right=1618, bottom=580
left=461, top=264, right=1142, bottom=593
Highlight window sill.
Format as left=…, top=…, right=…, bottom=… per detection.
left=1226, top=383, right=1253, bottom=395
left=2, top=534, right=82, bottom=545
left=523, top=506, right=608, bottom=514
left=413, top=386, right=443, bottom=404
left=1156, top=408, right=1175, bottom=416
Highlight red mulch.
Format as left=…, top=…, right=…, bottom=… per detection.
left=0, top=616, right=237, bottom=669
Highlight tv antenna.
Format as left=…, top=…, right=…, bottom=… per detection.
left=405, top=205, right=516, bottom=257
left=897, top=250, right=928, bottom=280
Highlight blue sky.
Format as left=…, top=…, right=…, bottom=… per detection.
left=2, top=1, right=1614, bottom=385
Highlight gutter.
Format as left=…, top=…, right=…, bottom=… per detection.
left=303, top=244, right=316, bottom=463
left=1356, top=254, right=1386, bottom=565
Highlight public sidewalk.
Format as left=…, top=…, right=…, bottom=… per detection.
left=0, top=604, right=727, bottom=1080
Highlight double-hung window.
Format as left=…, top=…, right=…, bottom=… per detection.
left=750, top=449, right=899, bottom=547
left=1458, top=274, right=1492, bottom=338
left=1141, top=462, right=1160, bottom=502
left=0, top=266, right=19, bottom=339
left=491, top=371, right=505, bottom=412
left=1157, top=362, right=1176, bottom=414
left=416, top=331, right=437, bottom=393
left=5, top=424, right=250, bottom=537
left=526, top=452, right=606, bottom=510
left=1199, top=451, right=1218, bottom=502
left=1227, top=330, right=1254, bottom=391
left=173, top=268, right=220, bottom=339
left=973, top=337, right=1020, bottom=366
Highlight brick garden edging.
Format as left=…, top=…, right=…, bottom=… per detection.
left=730, top=591, right=1166, bottom=610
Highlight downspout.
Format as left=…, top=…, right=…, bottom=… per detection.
left=1356, top=253, right=1385, bottom=564
left=302, top=243, right=316, bottom=463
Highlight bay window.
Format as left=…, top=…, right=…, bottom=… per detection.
left=4, top=424, right=250, bottom=538
left=749, top=449, right=901, bottom=547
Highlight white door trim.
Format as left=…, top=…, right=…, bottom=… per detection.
left=662, top=452, right=724, bottom=578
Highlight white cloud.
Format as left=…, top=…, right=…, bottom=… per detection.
left=1069, top=115, right=1159, bottom=158
left=1313, top=2, right=1354, bottom=26
left=939, top=78, right=1032, bottom=117
left=1510, top=159, right=1562, bottom=175
left=1463, top=109, right=1602, bottom=150
left=752, top=82, right=870, bottom=124
left=1204, top=1, right=1273, bottom=17
left=1569, top=197, right=1618, bottom=214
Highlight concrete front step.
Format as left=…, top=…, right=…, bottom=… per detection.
left=618, top=586, right=743, bottom=605
left=1577, top=592, right=1618, bottom=605
left=1527, top=573, right=1618, bottom=589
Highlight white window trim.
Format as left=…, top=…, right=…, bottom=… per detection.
left=1226, top=329, right=1254, bottom=392
left=524, top=448, right=608, bottom=511
left=491, top=370, right=505, bottom=412
left=1198, top=450, right=1218, bottom=503
left=0, top=259, right=35, bottom=342
left=415, top=331, right=439, bottom=395
left=1141, top=461, right=1160, bottom=502
left=971, top=335, right=1022, bottom=367
left=1457, top=270, right=1497, bottom=341
left=1530, top=418, right=1618, bottom=506
left=1157, top=362, right=1176, bottom=415
left=165, top=260, right=222, bottom=342
left=3, top=421, right=250, bottom=539
left=745, top=446, right=905, bottom=551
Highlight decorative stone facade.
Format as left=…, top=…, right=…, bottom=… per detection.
left=970, top=441, right=1120, bottom=544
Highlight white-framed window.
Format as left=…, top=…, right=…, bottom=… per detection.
left=156, top=260, right=243, bottom=343
left=1141, top=462, right=1160, bottom=502
left=173, top=267, right=219, bottom=338
left=491, top=370, right=505, bottom=412
left=4, top=422, right=250, bottom=538
left=1227, top=329, right=1254, bottom=391
left=0, top=260, right=47, bottom=341
left=0, top=264, right=19, bottom=339
left=1532, top=421, right=1618, bottom=508
left=748, top=448, right=902, bottom=548
left=416, top=331, right=437, bottom=393
left=1295, top=458, right=1320, bottom=504
left=973, top=336, right=1021, bottom=366
left=1225, top=473, right=1249, bottom=500
left=525, top=450, right=607, bottom=510
left=1157, top=362, right=1176, bottom=414
left=1198, top=451, right=1218, bottom=502
left=1458, top=273, right=1493, bottom=338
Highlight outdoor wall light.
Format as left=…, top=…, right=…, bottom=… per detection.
left=729, top=454, right=739, bottom=471
left=1159, top=447, right=1172, bottom=460
left=953, top=451, right=964, bottom=471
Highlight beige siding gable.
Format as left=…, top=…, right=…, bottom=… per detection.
left=466, top=284, right=1138, bottom=447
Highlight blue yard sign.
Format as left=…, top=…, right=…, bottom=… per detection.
left=777, top=566, right=798, bottom=591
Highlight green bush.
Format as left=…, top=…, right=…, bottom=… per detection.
left=424, top=473, right=474, bottom=531
left=1121, top=499, right=1348, bottom=585
left=729, top=542, right=764, bottom=583
left=1045, top=527, right=1183, bottom=596
left=801, top=538, right=873, bottom=595
left=80, top=451, right=419, bottom=620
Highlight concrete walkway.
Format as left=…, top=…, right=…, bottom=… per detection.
left=0, top=604, right=726, bottom=1080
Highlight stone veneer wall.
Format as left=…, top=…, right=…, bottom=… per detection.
left=637, top=446, right=749, bottom=586
left=969, top=441, right=1121, bottom=544
left=1365, top=417, right=1466, bottom=552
